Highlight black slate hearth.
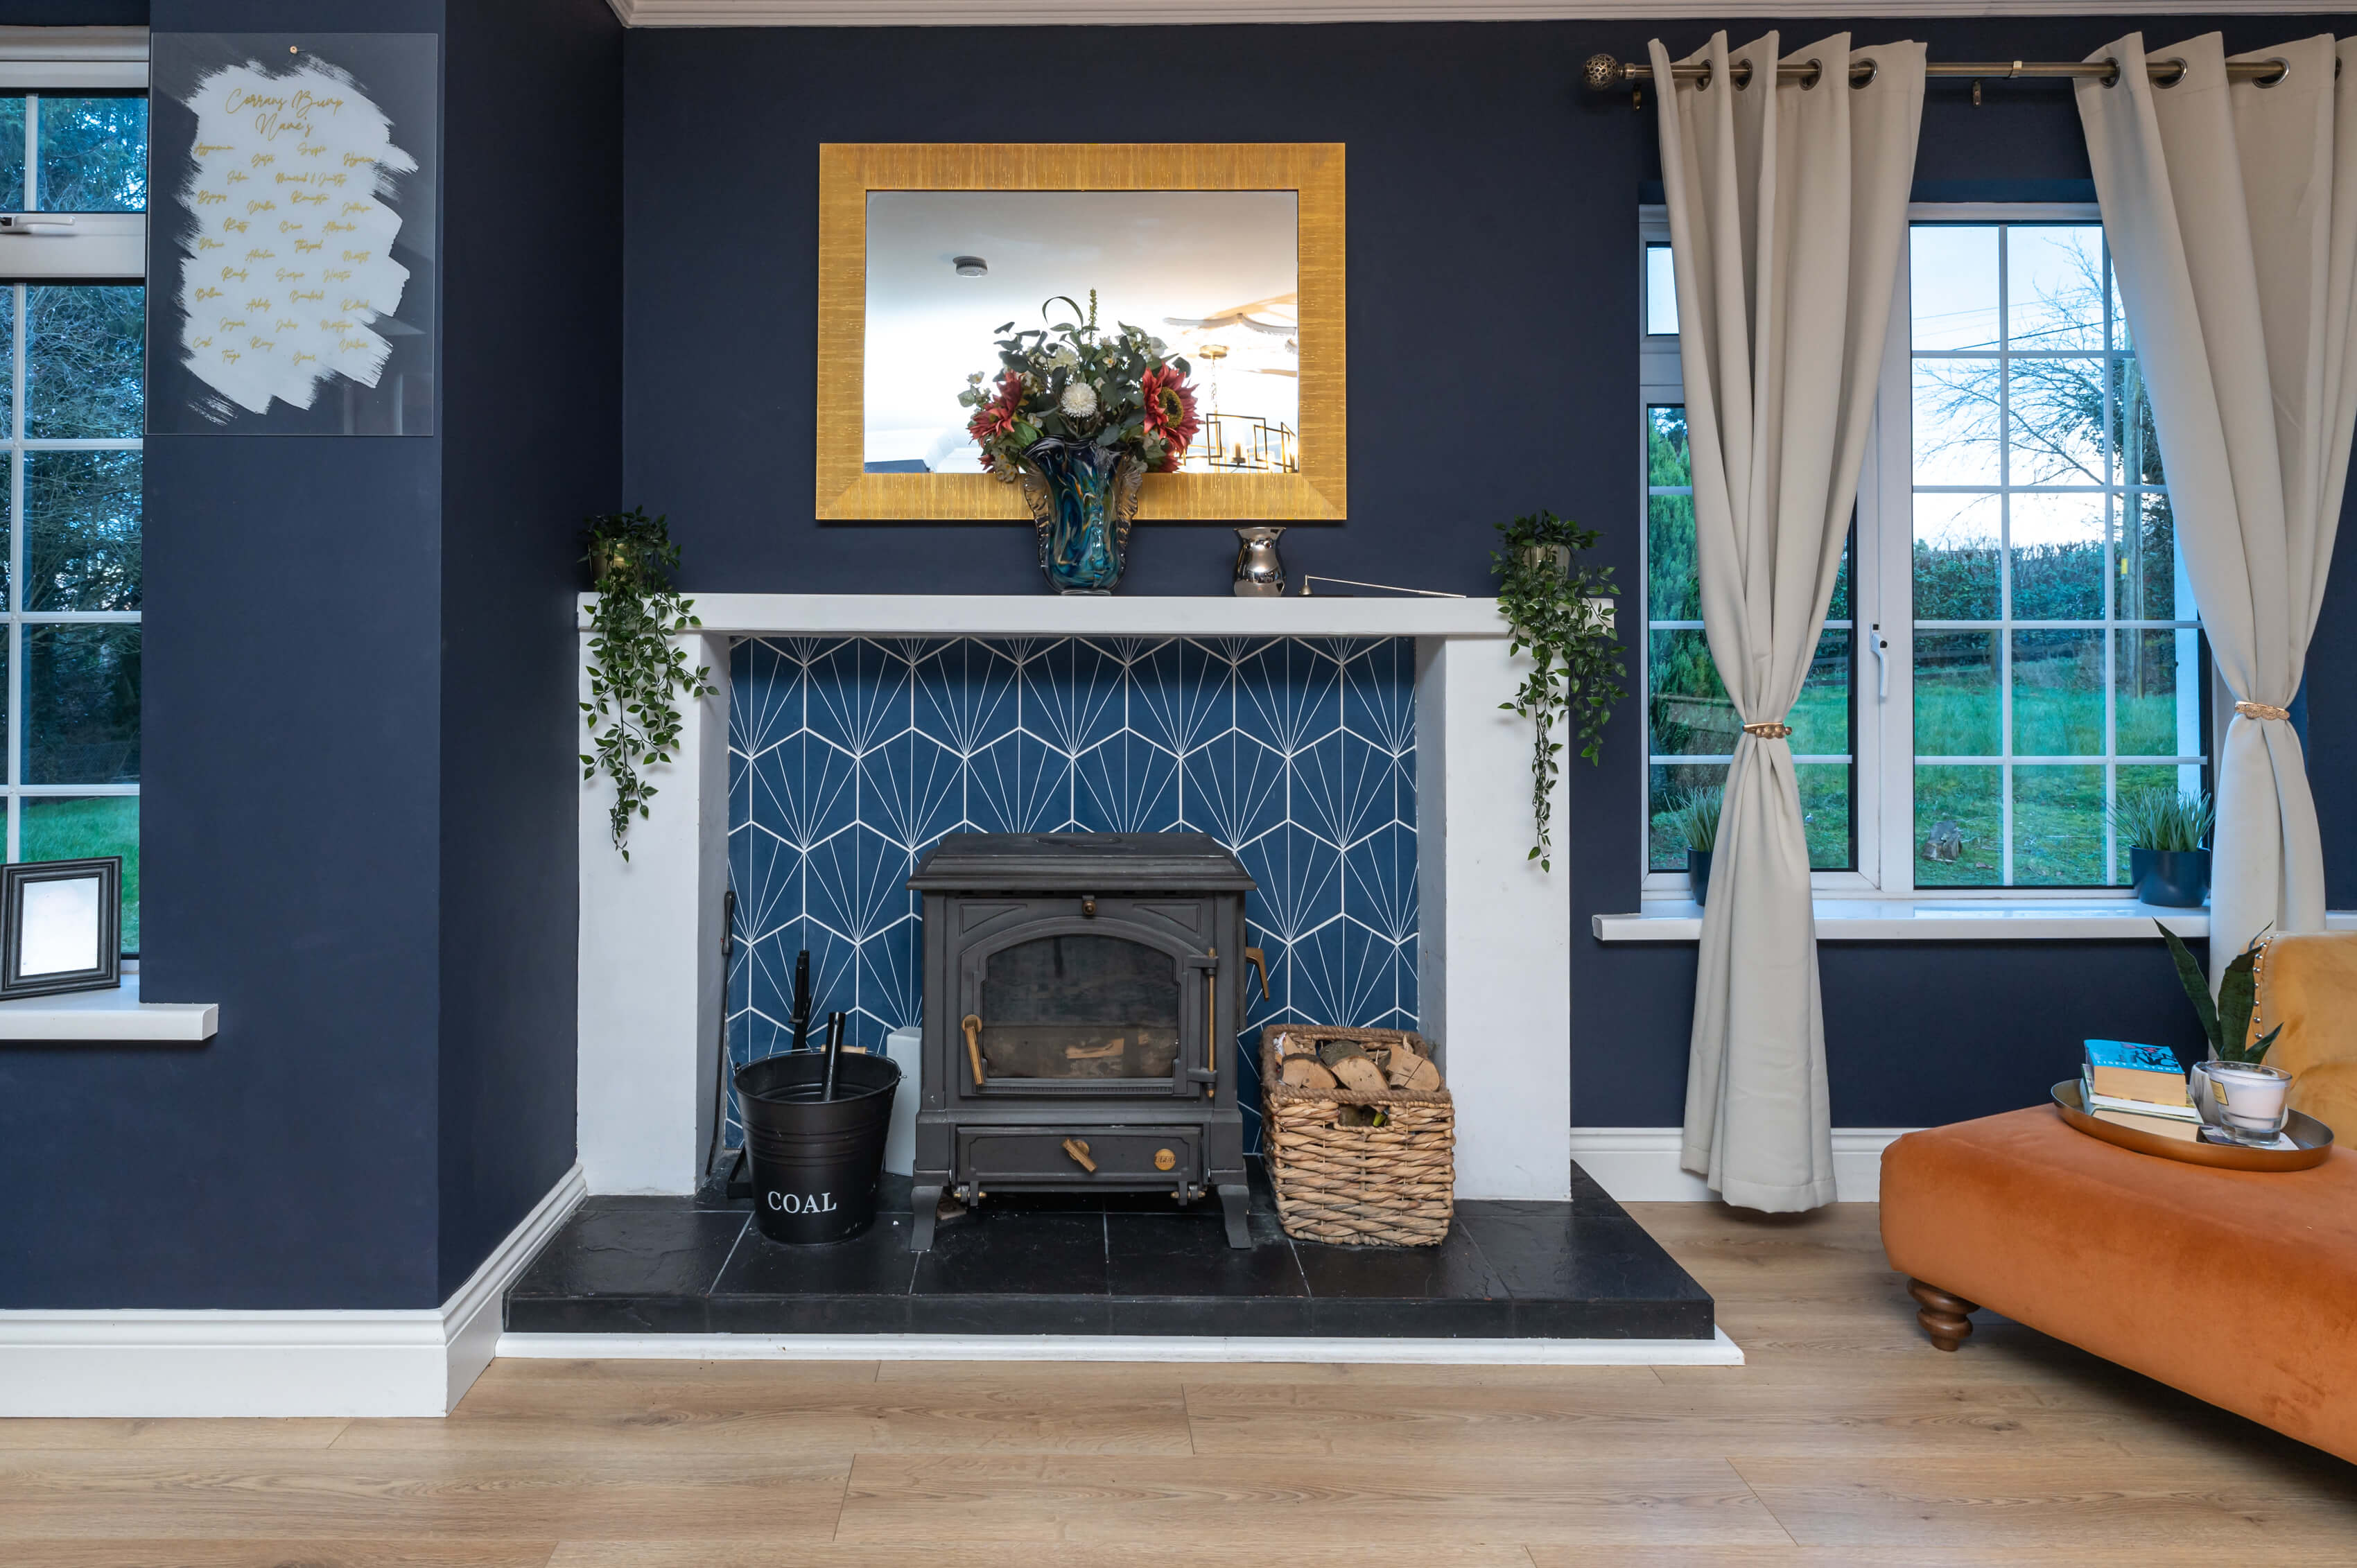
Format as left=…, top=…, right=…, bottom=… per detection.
left=505, top=1161, right=1714, bottom=1341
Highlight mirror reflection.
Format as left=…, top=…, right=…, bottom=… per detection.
left=864, top=190, right=1300, bottom=476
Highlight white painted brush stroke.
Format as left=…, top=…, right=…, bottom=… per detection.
left=175, top=58, right=417, bottom=418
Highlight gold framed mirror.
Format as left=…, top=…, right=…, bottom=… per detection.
left=817, top=143, right=1345, bottom=522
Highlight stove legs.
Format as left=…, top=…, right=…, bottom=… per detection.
left=1218, top=1183, right=1251, bottom=1248
left=910, top=1183, right=942, bottom=1251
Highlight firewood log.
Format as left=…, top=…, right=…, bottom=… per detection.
left=1280, top=1055, right=1339, bottom=1090
left=1394, top=1054, right=1443, bottom=1092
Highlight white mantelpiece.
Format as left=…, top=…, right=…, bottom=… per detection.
left=576, top=593, right=1573, bottom=1202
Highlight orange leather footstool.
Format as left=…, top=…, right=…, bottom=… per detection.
left=1881, top=1106, right=2357, bottom=1464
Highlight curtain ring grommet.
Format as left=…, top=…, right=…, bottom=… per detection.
left=1742, top=721, right=1794, bottom=740
left=2100, top=57, right=2122, bottom=88
left=2255, top=57, right=2291, bottom=89
left=1696, top=60, right=1712, bottom=92
left=1850, top=56, right=1877, bottom=89
left=2154, top=58, right=2189, bottom=89
left=2234, top=699, right=2291, bottom=722
left=1799, top=58, right=1823, bottom=90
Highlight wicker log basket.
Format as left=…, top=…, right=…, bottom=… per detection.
left=1260, top=1025, right=1454, bottom=1246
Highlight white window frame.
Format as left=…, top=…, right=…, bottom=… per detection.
left=0, top=37, right=148, bottom=881
left=1640, top=202, right=2205, bottom=903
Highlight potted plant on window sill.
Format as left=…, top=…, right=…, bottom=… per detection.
left=2114, top=787, right=2214, bottom=908
left=1671, top=785, right=1723, bottom=907
left=1492, top=511, right=1626, bottom=872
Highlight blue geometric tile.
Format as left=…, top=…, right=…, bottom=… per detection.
left=1072, top=731, right=1179, bottom=835
left=729, top=634, right=1418, bottom=1153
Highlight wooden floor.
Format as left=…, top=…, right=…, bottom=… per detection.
left=7, top=1202, right=2355, bottom=1566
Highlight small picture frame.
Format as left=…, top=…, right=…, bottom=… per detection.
left=1, top=857, right=122, bottom=1000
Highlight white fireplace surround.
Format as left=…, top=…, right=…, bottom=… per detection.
left=575, top=593, right=1575, bottom=1202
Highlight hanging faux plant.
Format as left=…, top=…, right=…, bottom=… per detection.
left=1493, top=511, right=1626, bottom=871
left=581, top=507, right=715, bottom=859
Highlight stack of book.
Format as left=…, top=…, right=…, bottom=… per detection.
left=2082, top=1039, right=2201, bottom=1142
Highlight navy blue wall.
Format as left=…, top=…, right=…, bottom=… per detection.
left=0, top=0, right=620, bottom=1309
left=436, top=0, right=620, bottom=1298
left=623, top=15, right=2346, bottom=1131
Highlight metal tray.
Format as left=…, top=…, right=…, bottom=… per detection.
left=2053, top=1080, right=2334, bottom=1171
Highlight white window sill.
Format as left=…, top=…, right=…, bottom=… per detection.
left=0, top=974, right=218, bottom=1042
left=1593, top=901, right=2357, bottom=943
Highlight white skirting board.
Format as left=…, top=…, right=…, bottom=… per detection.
left=498, top=1327, right=1744, bottom=1366
left=0, top=1164, right=586, bottom=1418
left=1572, top=1128, right=1915, bottom=1203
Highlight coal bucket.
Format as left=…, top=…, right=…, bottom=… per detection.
left=734, top=1051, right=901, bottom=1244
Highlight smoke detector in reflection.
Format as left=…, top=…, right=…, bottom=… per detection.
left=952, top=255, right=989, bottom=277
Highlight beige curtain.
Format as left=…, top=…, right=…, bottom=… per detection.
left=2076, top=33, right=2353, bottom=983
left=1651, top=32, right=1924, bottom=1210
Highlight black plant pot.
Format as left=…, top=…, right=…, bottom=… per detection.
left=2131, top=846, right=2211, bottom=909
left=1688, top=848, right=1714, bottom=908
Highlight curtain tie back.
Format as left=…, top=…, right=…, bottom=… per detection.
left=2234, top=700, right=2290, bottom=722
left=1741, top=721, right=1793, bottom=739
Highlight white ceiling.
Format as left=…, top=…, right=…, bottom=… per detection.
left=610, top=0, right=2357, bottom=26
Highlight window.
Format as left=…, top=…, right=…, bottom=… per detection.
left=0, top=63, right=146, bottom=950
left=1641, top=207, right=2204, bottom=897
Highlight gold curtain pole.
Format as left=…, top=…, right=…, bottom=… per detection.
left=1583, top=52, right=2297, bottom=93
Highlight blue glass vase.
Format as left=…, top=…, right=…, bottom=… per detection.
left=1023, top=439, right=1143, bottom=595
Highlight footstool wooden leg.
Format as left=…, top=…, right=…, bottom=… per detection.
left=1907, top=1278, right=1978, bottom=1351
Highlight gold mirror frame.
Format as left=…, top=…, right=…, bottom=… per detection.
left=817, top=143, right=1346, bottom=522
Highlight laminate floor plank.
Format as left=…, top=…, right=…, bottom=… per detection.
left=549, top=1542, right=1539, bottom=1567
left=0, top=1418, right=351, bottom=1450
left=1184, top=1379, right=2144, bottom=1458
left=338, top=1377, right=1192, bottom=1456
left=868, top=1359, right=1664, bottom=1388
left=3, top=1542, right=559, bottom=1568
left=830, top=1452, right=1790, bottom=1545
left=0, top=1453, right=853, bottom=1542
left=1733, top=1454, right=2357, bottom=1551
left=476, top=1358, right=880, bottom=1386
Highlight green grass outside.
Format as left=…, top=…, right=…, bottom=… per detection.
left=21, top=796, right=138, bottom=951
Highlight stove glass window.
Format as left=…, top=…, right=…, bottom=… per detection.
left=978, top=933, right=1183, bottom=1080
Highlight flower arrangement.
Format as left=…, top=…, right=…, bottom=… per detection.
left=958, top=291, right=1201, bottom=477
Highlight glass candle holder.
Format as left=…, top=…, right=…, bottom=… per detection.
left=2191, top=1059, right=2293, bottom=1146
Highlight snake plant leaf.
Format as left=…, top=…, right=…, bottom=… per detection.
left=2157, top=921, right=2221, bottom=1053
left=2231, top=1022, right=2285, bottom=1066
left=2216, top=934, right=2271, bottom=1061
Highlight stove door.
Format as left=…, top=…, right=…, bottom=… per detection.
left=962, top=923, right=1206, bottom=1095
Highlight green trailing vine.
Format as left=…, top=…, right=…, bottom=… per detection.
left=581, top=507, right=715, bottom=859
left=1493, top=511, right=1626, bottom=871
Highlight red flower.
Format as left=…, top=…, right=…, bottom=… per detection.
left=1140, top=363, right=1200, bottom=472
left=966, top=372, right=1025, bottom=466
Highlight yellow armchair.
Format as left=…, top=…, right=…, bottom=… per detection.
left=2252, top=932, right=2357, bottom=1144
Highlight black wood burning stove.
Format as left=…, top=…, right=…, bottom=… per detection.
left=907, top=832, right=1262, bottom=1251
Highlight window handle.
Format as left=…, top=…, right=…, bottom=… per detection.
left=1871, top=622, right=1890, bottom=701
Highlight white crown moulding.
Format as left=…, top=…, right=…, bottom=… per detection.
left=607, top=0, right=2357, bottom=26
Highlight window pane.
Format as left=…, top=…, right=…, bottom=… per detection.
left=1646, top=405, right=1698, bottom=620
left=1914, top=492, right=2000, bottom=620
left=0, top=97, right=22, bottom=209
left=35, top=95, right=147, bottom=212
left=2118, top=491, right=2180, bottom=620
left=25, top=625, right=139, bottom=784
left=2116, top=629, right=2198, bottom=757
left=2006, top=358, right=2107, bottom=485
left=1916, top=631, right=1999, bottom=756
left=0, top=286, right=12, bottom=437
left=24, top=451, right=141, bottom=611
left=1798, top=763, right=1853, bottom=871
left=1645, top=244, right=1678, bottom=335
left=2007, top=227, right=2105, bottom=351
left=1911, top=225, right=1999, bottom=350
left=1791, top=628, right=1850, bottom=756
left=2014, top=765, right=2105, bottom=885
left=1913, top=360, right=2001, bottom=483
left=2012, top=629, right=2103, bottom=756
left=21, top=795, right=136, bottom=952
left=2113, top=358, right=2164, bottom=486
left=1649, top=629, right=1734, bottom=756
left=26, top=285, right=144, bottom=439
left=1649, top=761, right=1726, bottom=873
left=1827, top=534, right=1852, bottom=622
left=1915, top=765, right=2001, bottom=885
left=2010, top=491, right=2105, bottom=620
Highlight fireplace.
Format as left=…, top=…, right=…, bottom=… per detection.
left=907, top=831, right=1260, bottom=1250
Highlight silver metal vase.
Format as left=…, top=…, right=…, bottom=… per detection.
left=1232, top=527, right=1287, bottom=597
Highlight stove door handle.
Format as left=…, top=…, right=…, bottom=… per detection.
left=1061, top=1138, right=1097, bottom=1173
left=960, top=1013, right=986, bottom=1088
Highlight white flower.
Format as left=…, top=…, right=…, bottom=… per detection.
left=966, top=371, right=984, bottom=384
left=1059, top=381, right=1099, bottom=420
left=1049, top=345, right=1079, bottom=370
